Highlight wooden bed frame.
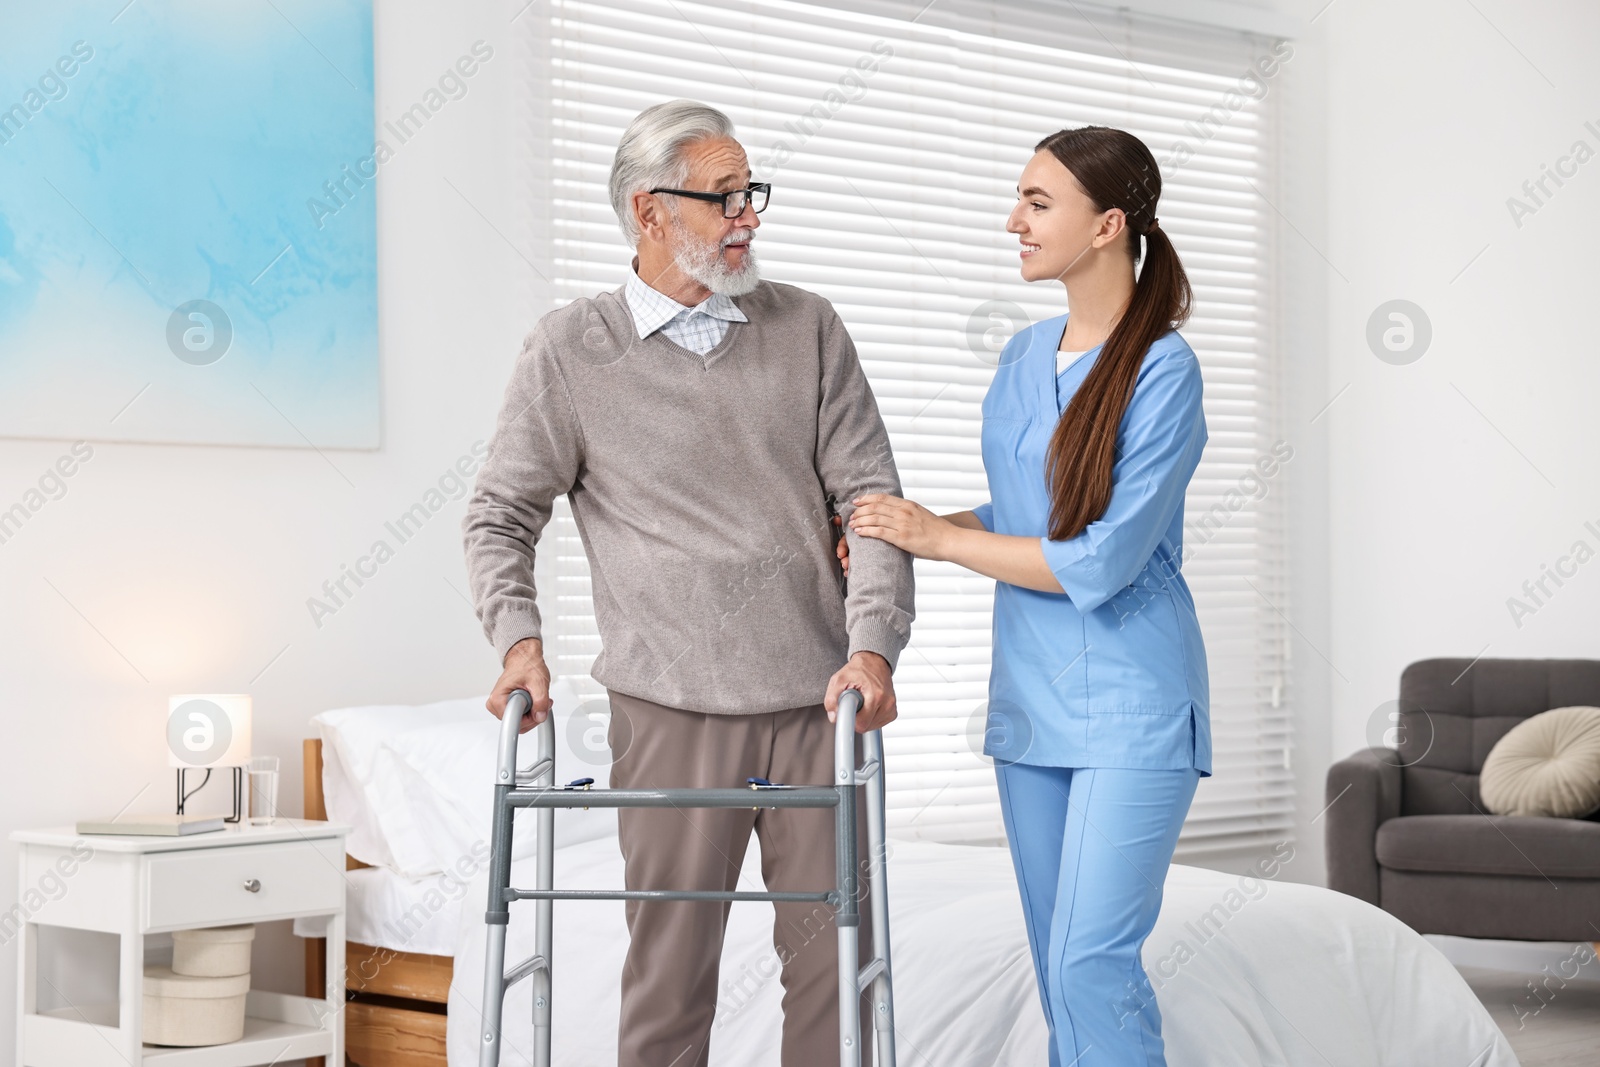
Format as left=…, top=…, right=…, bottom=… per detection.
left=303, top=738, right=451, bottom=1067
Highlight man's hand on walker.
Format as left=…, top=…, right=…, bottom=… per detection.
left=826, top=650, right=897, bottom=733
left=489, top=636, right=555, bottom=733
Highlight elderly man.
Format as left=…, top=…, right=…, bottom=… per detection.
left=462, top=99, right=914, bottom=1067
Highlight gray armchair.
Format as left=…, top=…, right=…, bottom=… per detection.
left=1325, top=657, right=1600, bottom=941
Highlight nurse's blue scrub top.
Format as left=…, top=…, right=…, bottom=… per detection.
left=973, top=315, right=1212, bottom=776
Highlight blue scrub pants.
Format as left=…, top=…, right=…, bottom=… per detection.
left=995, top=762, right=1199, bottom=1067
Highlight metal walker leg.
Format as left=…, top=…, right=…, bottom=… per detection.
left=862, top=727, right=898, bottom=1067
left=477, top=687, right=897, bottom=1067
left=480, top=693, right=554, bottom=1067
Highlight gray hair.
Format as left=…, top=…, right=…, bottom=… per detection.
left=608, top=100, right=736, bottom=247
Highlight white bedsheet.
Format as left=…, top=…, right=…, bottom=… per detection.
left=447, top=836, right=1517, bottom=1066
left=294, top=863, right=474, bottom=958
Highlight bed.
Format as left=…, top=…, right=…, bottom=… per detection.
left=300, top=684, right=621, bottom=1067
left=303, top=691, right=1519, bottom=1067
left=301, top=739, right=454, bottom=1067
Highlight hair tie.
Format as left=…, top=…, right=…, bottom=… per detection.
left=1145, top=217, right=1161, bottom=236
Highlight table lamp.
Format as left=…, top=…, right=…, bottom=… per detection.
left=167, top=694, right=252, bottom=823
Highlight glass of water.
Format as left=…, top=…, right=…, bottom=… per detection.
left=247, top=755, right=280, bottom=826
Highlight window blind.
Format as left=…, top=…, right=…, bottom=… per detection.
left=510, top=0, right=1292, bottom=859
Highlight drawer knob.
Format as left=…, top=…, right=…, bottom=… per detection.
left=243, top=879, right=261, bottom=893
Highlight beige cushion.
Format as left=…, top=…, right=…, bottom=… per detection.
left=1480, top=706, right=1600, bottom=818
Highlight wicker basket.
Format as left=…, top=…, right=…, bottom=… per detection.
left=142, top=965, right=250, bottom=1046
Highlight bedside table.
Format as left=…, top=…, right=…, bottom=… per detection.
left=11, top=818, right=351, bottom=1067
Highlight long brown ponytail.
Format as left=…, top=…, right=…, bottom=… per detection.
left=1036, top=127, right=1193, bottom=542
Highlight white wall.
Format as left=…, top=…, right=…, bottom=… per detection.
left=0, top=0, right=522, bottom=1056
left=1320, top=2, right=1600, bottom=773
left=1268, top=0, right=1335, bottom=889
left=1220, top=0, right=1600, bottom=896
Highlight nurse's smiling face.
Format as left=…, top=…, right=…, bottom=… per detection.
left=1006, top=149, right=1123, bottom=285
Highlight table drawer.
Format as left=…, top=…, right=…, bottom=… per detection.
left=146, top=838, right=343, bottom=928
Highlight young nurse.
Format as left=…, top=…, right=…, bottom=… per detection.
left=847, top=126, right=1210, bottom=1066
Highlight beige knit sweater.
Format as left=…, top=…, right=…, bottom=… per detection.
left=461, top=279, right=915, bottom=715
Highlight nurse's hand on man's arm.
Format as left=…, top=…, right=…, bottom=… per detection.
left=846, top=493, right=966, bottom=560
left=850, top=493, right=1066, bottom=594
left=837, top=501, right=983, bottom=577
left=487, top=636, right=555, bottom=733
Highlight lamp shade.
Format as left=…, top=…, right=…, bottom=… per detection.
left=166, top=694, right=252, bottom=768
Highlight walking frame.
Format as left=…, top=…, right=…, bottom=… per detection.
left=477, top=687, right=898, bottom=1066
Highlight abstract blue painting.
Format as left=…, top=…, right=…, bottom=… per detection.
left=0, top=0, right=379, bottom=448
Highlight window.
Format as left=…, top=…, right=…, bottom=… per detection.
left=512, top=0, right=1292, bottom=859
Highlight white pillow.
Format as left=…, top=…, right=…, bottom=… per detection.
left=379, top=700, right=617, bottom=876
left=315, top=682, right=617, bottom=877
left=313, top=696, right=485, bottom=871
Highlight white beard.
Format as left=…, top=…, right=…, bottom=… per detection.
left=669, top=223, right=762, bottom=297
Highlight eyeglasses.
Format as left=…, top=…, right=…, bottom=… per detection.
left=649, top=183, right=771, bottom=218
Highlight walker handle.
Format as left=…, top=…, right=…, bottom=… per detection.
left=495, top=688, right=534, bottom=787
left=834, top=687, right=865, bottom=785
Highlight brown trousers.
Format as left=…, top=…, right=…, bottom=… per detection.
left=606, top=688, right=874, bottom=1067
